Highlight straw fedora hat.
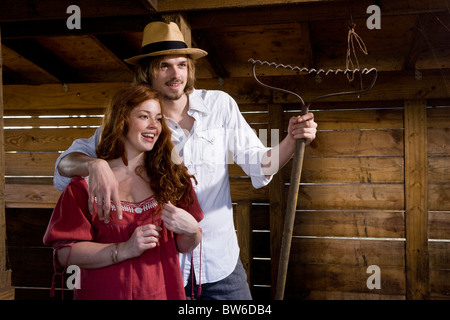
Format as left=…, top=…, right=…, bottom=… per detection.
left=124, top=21, right=208, bottom=65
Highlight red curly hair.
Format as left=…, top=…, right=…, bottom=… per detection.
left=96, top=85, right=196, bottom=207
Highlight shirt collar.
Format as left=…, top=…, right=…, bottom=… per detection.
left=187, top=89, right=211, bottom=115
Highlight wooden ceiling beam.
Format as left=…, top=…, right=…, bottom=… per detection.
left=0, top=0, right=150, bottom=22
left=187, top=0, right=450, bottom=29
left=161, top=0, right=450, bottom=15
left=1, top=15, right=155, bottom=40
left=139, top=0, right=159, bottom=12
left=405, top=12, right=450, bottom=71
left=163, top=13, right=229, bottom=79
left=1, top=65, right=40, bottom=85
left=2, top=39, right=88, bottom=83
left=91, top=34, right=136, bottom=71
left=195, top=68, right=450, bottom=103
left=193, top=30, right=229, bottom=79
left=162, top=13, right=192, bottom=47
left=404, top=14, right=430, bottom=71
left=300, top=22, right=315, bottom=68
left=157, top=0, right=346, bottom=12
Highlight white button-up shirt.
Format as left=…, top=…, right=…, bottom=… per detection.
left=53, top=89, right=272, bottom=286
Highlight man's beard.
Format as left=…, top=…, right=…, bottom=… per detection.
left=162, top=90, right=184, bottom=101
left=162, top=79, right=185, bottom=101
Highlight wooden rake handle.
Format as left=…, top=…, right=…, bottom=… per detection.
left=274, top=138, right=306, bottom=300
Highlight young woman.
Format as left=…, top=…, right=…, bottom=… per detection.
left=43, top=85, right=203, bottom=300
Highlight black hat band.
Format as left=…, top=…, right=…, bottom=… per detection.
left=142, top=41, right=188, bottom=54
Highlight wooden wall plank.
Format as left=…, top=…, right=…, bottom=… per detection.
left=0, top=26, right=14, bottom=298
left=196, top=70, right=450, bottom=105
left=232, top=157, right=405, bottom=184
left=306, top=129, right=404, bottom=157
left=429, top=157, right=450, bottom=183
left=3, top=72, right=449, bottom=115
left=267, top=104, right=285, bottom=297
left=235, top=201, right=252, bottom=288
left=404, top=99, right=430, bottom=300
left=294, top=211, right=405, bottom=238
left=429, top=242, right=450, bottom=299
left=286, top=238, right=406, bottom=298
left=5, top=153, right=59, bottom=176
left=229, top=179, right=269, bottom=201
left=427, top=106, right=450, bottom=299
left=4, top=108, right=106, bottom=117
left=427, top=106, right=450, bottom=127
left=270, top=70, right=450, bottom=103
left=290, top=238, right=405, bottom=267
left=429, top=184, right=450, bottom=211
left=3, top=83, right=128, bottom=111
left=4, top=128, right=96, bottom=152
left=428, top=127, right=450, bottom=155
left=4, top=116, right=102, bottom=128
left=429, top=242, right=450, bottom=270
left=5, top=184, right=61, bottom=208
left=288, top=108, right=404, bottom=130
left=296, top=184, right=404, bottom=211
left=429, top=211, right=450, bottom=240
left=286, top=157, right=404, bottom=184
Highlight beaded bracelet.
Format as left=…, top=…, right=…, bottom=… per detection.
left=111, top=243, right=119, bottom=264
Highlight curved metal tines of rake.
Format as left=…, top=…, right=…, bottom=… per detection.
left=248, top=58, right=377, bottom=110
left=248, top=58, right=376, bottom=76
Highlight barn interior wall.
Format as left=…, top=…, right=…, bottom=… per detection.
left=2, top=79, right=449, bottom=299
left=1, top=0, right=449, bottom=301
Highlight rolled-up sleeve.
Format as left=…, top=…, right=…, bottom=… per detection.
left=225, top=95, right=273, bottom=189
left=53, top=128, right=102, bottom=190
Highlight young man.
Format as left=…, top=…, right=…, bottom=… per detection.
left=53, top=22, right=317, bottom=299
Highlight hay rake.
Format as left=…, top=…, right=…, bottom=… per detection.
left=248, top=58, right=377, bottom=300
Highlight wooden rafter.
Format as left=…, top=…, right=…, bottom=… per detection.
left=157, top=0, right=349, bottom=12
left=0, top=15, right=153, bottom=40
left=183, top=0, right=450, bottom=27
left=2, top=39, right=87, bottom=83
left=139, top=0, right=159, bottom=12
left=192, top=30, right=229, bottom=79
left=299, top=22, right=314, bottom=68
left=0, top=0, right=150, bottom=22
left=404, top=13, right=435, bottom=70
left=162, top=13, right=229, bottom=79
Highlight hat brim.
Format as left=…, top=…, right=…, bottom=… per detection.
left=124, top=48, right=208, bottom=65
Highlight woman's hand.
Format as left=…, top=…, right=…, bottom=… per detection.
left=120, top=224, right=162, bottom=260
left=161, top=202, right=201, bottom=253
left=161, top=201, right=199, bottom=235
